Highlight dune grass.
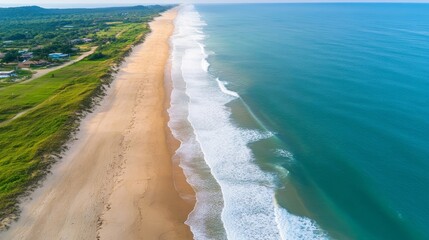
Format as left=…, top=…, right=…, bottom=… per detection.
left=0, top=22, right=150, bottom=221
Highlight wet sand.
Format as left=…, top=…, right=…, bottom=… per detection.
left=0, top=9, right=194, bottom=240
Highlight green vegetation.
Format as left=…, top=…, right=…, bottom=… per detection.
left=2, top=50, right=19, bottom=63
left=0, top=5, right=171, bottom=225
left=0, top=5, right=166, bottom=51
left=0, top=5, right=169, bottom=85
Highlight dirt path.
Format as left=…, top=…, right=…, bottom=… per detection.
left=20, top=46, right=97, bottom=84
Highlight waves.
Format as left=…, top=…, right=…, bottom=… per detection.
left=169, top=5, right=327, bottom=240
left=274, top=203, right=328, bottom=240
left=169, top=5, right=227, bottom=239
left=215, top=78, right=240, bottom=98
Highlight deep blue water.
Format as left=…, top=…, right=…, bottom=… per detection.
left=197, top=3, right=429, bottom=239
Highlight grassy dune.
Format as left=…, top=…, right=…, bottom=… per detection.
left=0, top=22, right=150, bottom=221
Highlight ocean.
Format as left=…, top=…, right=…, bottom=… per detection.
left=168, top=4, right=429, bottom=239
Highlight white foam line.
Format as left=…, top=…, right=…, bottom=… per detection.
left=169, top=5, right=228, bottom=240
left=216, top=78, right=240, bottom=98
left=274, top=200, right=329, bottom=240
left=177, top=5, right=281, bottom=239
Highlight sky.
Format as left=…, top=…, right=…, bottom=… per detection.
left=0, top=0, right=428, bottom=7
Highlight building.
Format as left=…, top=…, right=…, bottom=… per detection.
left=21, top=52, right=33, bottom=60
left=71, top=38, right=93, bottom=44
left=18, top=60, right=48, bottom=68
left=0, top=70, right=16, bottom=79
left=82, top=38, right=93, bottom=43
left=48, top=53, right=70, bottom=60
left=71, top=39, right=83, bottom=44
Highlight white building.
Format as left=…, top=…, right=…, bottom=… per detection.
left=0, top=70, right=16, bottom=78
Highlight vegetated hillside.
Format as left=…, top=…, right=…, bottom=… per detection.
left=0, top=5, right=168, bottom=19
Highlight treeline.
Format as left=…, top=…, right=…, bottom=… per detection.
left=0, top=5, right=171, bottom=43
left=0, top=5, right=169, bottom=20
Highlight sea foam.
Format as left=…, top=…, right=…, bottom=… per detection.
left=170, top=5, right=228, bottom=240
left=169, top=5, right=327, bottom=240
left=275, top=202, right=329, bottom=240
left=216, top=78, right=240, bottom=98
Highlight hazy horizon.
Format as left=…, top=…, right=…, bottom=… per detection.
left=1, top=0, right=429, bottom=8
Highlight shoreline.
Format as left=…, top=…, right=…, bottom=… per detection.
left=0, top=8, right=195, bottom=240
left=164, top=49, right=197, bottom=204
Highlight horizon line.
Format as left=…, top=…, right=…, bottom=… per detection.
left=1, top=1, right=429, bottom=9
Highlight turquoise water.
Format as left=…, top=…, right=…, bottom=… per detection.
left=194, top=4, right=429, bottom=239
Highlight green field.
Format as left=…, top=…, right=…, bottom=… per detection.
left=0, top=6, right=165, bottom=223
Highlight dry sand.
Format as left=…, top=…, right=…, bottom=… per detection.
left=0, top=9, right=195, bottom=240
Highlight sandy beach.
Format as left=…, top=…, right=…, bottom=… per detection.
left=0, top=8, right=195, bottom=240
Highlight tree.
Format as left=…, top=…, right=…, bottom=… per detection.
left=2, top=50, right=19, bottom=63
left=8, top=33, right=27, bottom=40
left=88, top=52, right=107, bottom=61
